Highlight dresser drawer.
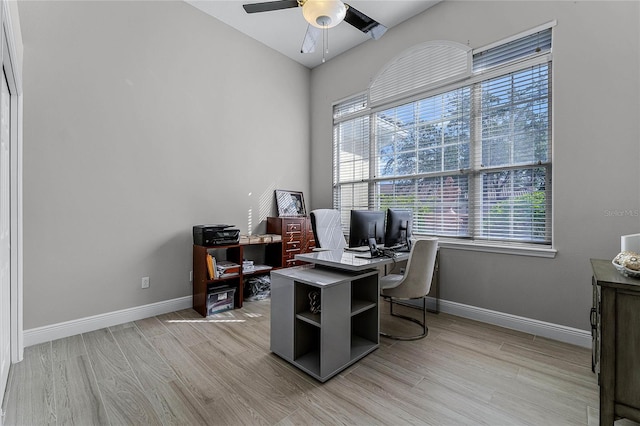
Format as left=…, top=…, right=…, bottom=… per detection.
left=284, top=258, right=302, bottom=267
left=305, top=238, right=316, bottom=252
left=285, top=240, right=302, bottom=252
left=285, top=231, right=301, bottom=243
left=284, top=242, right=302, bottom=266
left=285, top=221, right=303, bottom=233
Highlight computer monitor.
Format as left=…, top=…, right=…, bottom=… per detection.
left=384, top=209, right=413, bottom=250
left=348, top=210, right=385, bottom=247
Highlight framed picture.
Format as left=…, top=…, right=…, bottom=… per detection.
left=275, top=190, right=306, bottom=217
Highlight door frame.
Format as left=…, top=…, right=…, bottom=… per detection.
left=1, top=0, right=23, bottom=364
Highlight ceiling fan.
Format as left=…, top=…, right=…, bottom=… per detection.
left=242, top=0, right=387, bottom=57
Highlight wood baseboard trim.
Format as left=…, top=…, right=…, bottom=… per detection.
left=23, top=296, right=192, bottom=347
left=401, top=297, right=592, bottom=348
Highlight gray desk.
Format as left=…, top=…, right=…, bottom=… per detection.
left=297, top=249, right=440, bottom=313
left=269, top=250, right=407, bottom=382
left=295, top=249, right=409, bottom=271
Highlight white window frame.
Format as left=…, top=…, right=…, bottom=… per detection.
left=333, top=24, right=557, bottom=258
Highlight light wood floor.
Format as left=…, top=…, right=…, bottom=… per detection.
left=1, top=299, right=633, bottom=425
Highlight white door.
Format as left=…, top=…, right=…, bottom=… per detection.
left=0, top=68, right=11, bottom=402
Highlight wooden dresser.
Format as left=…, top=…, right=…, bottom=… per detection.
left=266, top=217, right=315, bottom=268
left=591, top=258, right=640, bottom=425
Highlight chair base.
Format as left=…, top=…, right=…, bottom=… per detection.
left=380, top=296, right=428, bottom=341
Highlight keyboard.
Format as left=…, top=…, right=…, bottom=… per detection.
left=345, top=244, right=407, bottom=253
left=344, top=246, right=371, bottom=253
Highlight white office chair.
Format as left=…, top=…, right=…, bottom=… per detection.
left=380, top=238, right=438, bottom=340
left=310, top=209, right=347, bottom=250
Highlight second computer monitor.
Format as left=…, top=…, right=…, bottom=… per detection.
left=384, top=208, right=413, bottom=249
left=349, top=210, right=385, bottom=247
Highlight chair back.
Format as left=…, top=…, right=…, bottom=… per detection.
left=310, top=209, right=347, bottom=250
left=399, top=238, right=438, bottom=299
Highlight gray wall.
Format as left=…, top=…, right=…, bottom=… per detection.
left=8, top=1, right=23, bottom=71
left=309, top=1, right=640, bottom=330
left=19, top=1, right=311, bottom=329
left=17, top=0, right=640, bottom=333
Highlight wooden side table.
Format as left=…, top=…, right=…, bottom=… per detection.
left=591, top=258, right=640, bottom=425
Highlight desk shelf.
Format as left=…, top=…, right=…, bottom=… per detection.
left=351, top=335, right=377, bottom=360
left=271, top=267, right=379, bottom=382
left=296, top=311, right=321, bottom=327
left=351, top=300, right=376, bottom=316
left=242, top=268, right=272, bottom=278
left=295, top=351, right=321, bottom=377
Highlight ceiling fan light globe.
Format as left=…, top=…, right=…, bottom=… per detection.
left=302, top=0, right=346, bottom=29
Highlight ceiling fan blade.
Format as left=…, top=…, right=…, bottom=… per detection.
left=301, top=25, right=320, bottom=53
left=343, top=4, right=388, bottom=40
left=243, top=0, right=299, bottom=14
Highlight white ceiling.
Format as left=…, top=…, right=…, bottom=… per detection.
left=185, top=0, right=441, bottom=69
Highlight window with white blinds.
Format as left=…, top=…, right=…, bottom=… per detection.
left=333, top=27, right=552, bottom=245
left=475, top=64, right=551, bottom=242
left=374, top=86, right=472, bottom=237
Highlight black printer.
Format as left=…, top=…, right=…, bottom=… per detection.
left=193, top=224, right=240, bottom=246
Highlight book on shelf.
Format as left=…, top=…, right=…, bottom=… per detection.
left=206, top=254, right=219, bottom=279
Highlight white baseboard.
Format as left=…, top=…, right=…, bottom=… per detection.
left=24, top=295, right=592, bottom=349
left=23, top=296, right=192, bottom=347
left=402, top=297, right=592, bottom=348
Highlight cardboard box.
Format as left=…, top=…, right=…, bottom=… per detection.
left=270, top=234, right=282, bottom=242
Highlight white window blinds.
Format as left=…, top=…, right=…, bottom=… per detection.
left=374, top=87, right=472, bottom=237
left=475, top=64, right=551, bottom=243
left=333, top=96, right=371, bottom=233
left=369, top=41, right=472, bottom=107
left=473, top=29, right=552, bottom=72
left=333, top=26, right=553, bottom=245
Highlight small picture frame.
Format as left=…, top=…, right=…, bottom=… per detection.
left=275, top=190, right=306, bottom=217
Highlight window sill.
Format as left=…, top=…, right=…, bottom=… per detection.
left=429, top=238, right=557, bottom=258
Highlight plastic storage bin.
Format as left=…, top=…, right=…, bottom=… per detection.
left=207, top=286, right=235, bottom=315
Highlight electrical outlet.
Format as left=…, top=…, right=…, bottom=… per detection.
left=141, top=276, right=150, bottom=289
left=189, top=271, right=193, bottom=283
